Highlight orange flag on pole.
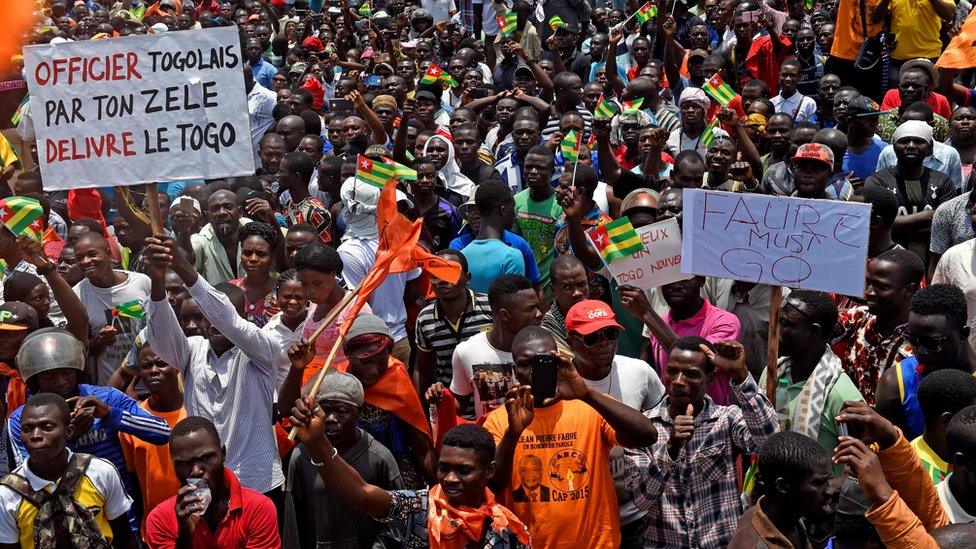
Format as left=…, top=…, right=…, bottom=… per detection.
left=938, top=9, right=976, bottom=68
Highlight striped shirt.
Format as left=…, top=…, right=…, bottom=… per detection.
left=541, top=103, right=594, bottom=143
left=415, top=291, right=493, bottom=386
left=146, top=276, right=284, bottom=494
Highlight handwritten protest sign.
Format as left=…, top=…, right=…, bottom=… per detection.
left=680, top=189, right=870, bottom=296
left=606, top=217, right=690, bottom=289
left=23, top=27, right=254, bottom=190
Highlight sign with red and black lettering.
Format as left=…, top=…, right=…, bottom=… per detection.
left=23, top=26, right=254, bottom=190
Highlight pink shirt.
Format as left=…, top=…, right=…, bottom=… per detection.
left=651, top=299, right=741, bottom=405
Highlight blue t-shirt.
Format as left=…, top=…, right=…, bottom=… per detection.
left=458, top=239, right=528, bottom=293
left=842, top=135, right=888, bottom=180
left=450, top=229, right=542, bottom=285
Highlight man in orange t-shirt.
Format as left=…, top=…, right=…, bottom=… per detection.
left=483, top=326, right=656, bottom=549
left=119, top=343, right=186, bottom=527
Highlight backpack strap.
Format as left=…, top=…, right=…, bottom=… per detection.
left=0, top=473, right=47, bottom=508
left=54, top=454, right=92, bottom=498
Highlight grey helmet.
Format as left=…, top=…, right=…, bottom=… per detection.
left=16, top=328, right=85, bottom=382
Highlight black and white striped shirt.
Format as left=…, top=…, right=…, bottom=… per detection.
left=415, top=291, right=493, bottom=386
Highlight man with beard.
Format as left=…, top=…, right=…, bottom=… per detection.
left=876, top=103, right=964, bottom=190
left=541, top=255, right=588, bottom=353
left=494, top=113, right=542, bottom=194
left=182, top=187, right=249, bottom=286
left=668, top=88, right=714, bottom=158
left=866, top=121, right=955, bottom=260
left=144, top=233, right=286, bottom=508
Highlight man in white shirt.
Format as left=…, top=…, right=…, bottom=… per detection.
left=771, top=60, right=817, bottom=123
left=246, top=66, right=277, bottom=170
left=72, top=231, right=152, bottom=385
left=565, top=299, right=664, bottom=547
left=144, top=234, right=284, bottom=504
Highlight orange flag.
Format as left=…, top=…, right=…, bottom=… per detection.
left=938, top=9, right=976, bottom=68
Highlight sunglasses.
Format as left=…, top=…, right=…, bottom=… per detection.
left=897, top=325, right=955, bottom=352
left=580, top=327, right=620, bottom=347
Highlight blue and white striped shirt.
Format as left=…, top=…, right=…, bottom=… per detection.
left=145, top=276, right=284, bottom=494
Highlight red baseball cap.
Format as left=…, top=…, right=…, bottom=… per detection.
left=565, top=300, right=623, bottom=336
left=791, top=143, right=834, bottom=169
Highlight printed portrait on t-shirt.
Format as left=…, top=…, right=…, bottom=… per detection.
left=513, top=454, right=550, bottom=503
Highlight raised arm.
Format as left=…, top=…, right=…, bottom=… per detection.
left=594, top=118, right=623, bottom=185
left=391, top=99, right=416, bottom=165
left=349, top=90, right=390, bottom=145
left=606, top=27, right=626, bottom=98
left=143, top=238, right=191, bottom=375
left=619, top=285, right=680, bottom=352
left=158, top=234, right=280, bottom=371
left=17, top=237, right=89, bottom=345
left=288, top=398, right=395, bottom=517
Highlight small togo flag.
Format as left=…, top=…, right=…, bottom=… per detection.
left=703, top=73, right=737, bottom=106
left=498, top=12, right=518, bottom=37
left=115, top=299, right=145, bottom=320
left=0, top=196, right=44, bottom=242
left=594, top=94, right=618, bottom=119
left=356, top=155, right=397, bottom=188
left=701, top=117, right=719, bottom=147
left=359, top=0, right=370, bottom=16
left=560, top=129, right=582, bottom=163
left=621, top=97, right=644, bottom=115
left=388, top=158, right=418, bottom=181
left=587, top=217, right=644, bottom=264
left=634, top=2, right=658, bottom=24
left=549, top=15, right=567, bottom=31
left=421, top=63, right=458, bottom=88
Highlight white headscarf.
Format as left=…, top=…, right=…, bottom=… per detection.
left=339, top=176, right=415, bottom=242
left=423, top=135, right=476, bottom=200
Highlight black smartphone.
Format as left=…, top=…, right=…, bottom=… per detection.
left=330, top=98, right=353, bottom=112
left=530, top=355, right=558, bottom=400
left=469, top=87, right=491, bottom=99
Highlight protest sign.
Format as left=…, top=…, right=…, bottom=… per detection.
left=605, top=217, right=690, bottom=289
left=23, top=27, right=254, bottom=190
left=680, top=189, right=870, bottom=296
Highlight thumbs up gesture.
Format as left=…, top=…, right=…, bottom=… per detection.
left=668, top=404, right=696, bottom=459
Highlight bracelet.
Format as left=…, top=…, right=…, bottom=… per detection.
left=36, top=263, right=57, bottom=276
left=309, top=446, right=338, bottom=467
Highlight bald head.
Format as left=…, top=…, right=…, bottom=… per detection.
left=276, top=115, right=307, bottom=150
left=813, top=128, right=847, bottom=171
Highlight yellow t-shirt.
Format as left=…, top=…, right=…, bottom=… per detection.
left=830, top=0, right=884, bottom=60
left=890, top=0, right=951, bottom=59
left=0, top=453, right=133, bottom=549
left=483, top=399, right=621, bottom=549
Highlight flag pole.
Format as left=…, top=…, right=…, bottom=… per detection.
left=287, top=283, right=362, bottom=441
left=145, top=185, right=165, bottom=236
left=765, top=286, right=784, bottom=401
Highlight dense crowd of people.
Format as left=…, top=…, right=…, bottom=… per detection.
left=7, top=0, right=976, bottom=546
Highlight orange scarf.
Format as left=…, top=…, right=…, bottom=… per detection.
left=0, top=363, right=25, bottom=418
left=427, top=485, right=531, bottom=548
left=339, top=357, right=432, bottom=439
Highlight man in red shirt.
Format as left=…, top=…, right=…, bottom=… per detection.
left=144, top=417, right=280, bottom=549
